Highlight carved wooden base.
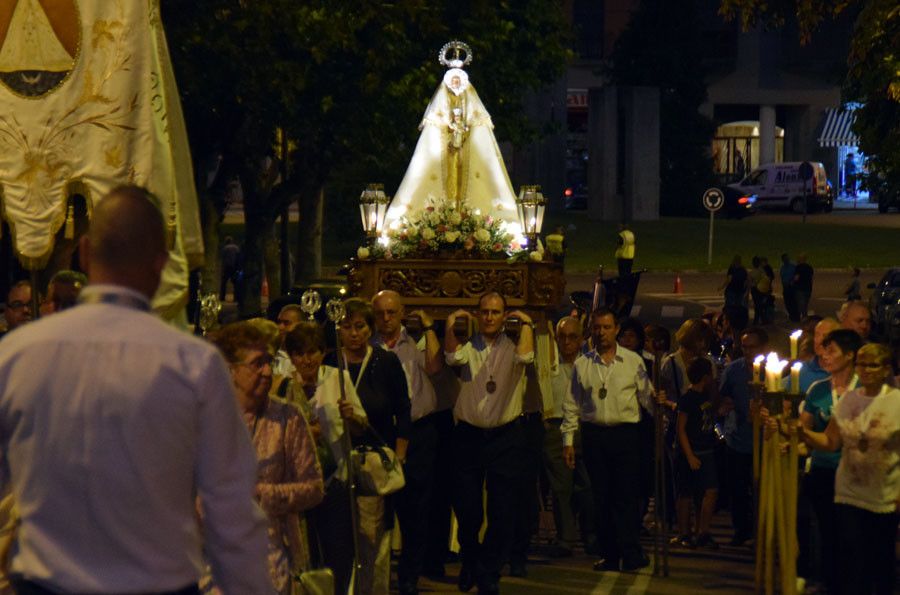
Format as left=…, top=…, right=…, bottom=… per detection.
left=348, top=258, right=566, bottom=324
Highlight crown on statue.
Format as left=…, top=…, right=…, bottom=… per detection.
left=439, top=41, right=473, bottom=70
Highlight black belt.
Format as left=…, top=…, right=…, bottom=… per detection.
left=10, top=579, right=199, bottom=595
left=521, top=411, right=542, bottom=422
left=457, top=416, right=523, bottom=438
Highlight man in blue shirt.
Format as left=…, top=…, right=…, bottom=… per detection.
left=719, top=326, right=768, bottom=545
left=779, top=253, right=797, bottom=322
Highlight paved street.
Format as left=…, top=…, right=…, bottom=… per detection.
left=410, top=511, right=755, bottom=594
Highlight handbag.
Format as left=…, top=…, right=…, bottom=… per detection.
left=293, top=568, right=334, bottom=595
left=352, top=442, right=405, bottom=496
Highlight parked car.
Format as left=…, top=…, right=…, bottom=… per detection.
left=563, top=169, right=587, bottom=210
left=719, top=187, right=759, bottom=218
left=728, top=162, right=833, bottom=213
left=867, top=268, right=900, bottom=345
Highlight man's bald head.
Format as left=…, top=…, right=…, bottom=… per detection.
left=839, top=300, right=871, bottom=339
left=813, top=317, right=840, bottom=357
left=372, top=290, right=404, bottom=340
left=80, top=186, right=169, bottom=298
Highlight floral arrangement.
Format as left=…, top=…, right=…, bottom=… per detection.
left=362, top=198, right=523, bottom=260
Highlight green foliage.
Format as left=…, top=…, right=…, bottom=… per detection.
left=604, top=0, right=716, bottom=216
left=163, top=0, right=571, bottom=204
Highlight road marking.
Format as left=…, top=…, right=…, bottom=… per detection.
left=590, top=570, right=620, bottom=594
left=626, top=569, right=652, bottom=595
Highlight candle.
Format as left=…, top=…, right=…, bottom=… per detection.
left=765, top=352, right=780, bottom=392
left=790, top=362, right=802, bottom=394
left=789, top=330, right=802, bottom=361
left=753, top=355, right=765, bottom=384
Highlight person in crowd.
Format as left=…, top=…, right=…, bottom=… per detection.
left=793, top=318, right=840, bottom=393
left=0, top=185, right=271, bottom=593
left=644, top=323, right=671, bottom=357
left=39, top=270, right=87, bottom=316
left=209, top=322, right=325, bottom=595
left=749, top=256, right=769, bottom=326
left=780, top=253, right=798, bottom=322
left=562, top=307, right=657, bottom=572
left=285, top=322, right=369, bottom=595
left=844, top=267, right=862, bottom=302
left=370, top=290, right=455, bottom=595
left=544, top=317, right=596, bottom=557
left=673, top=358, right=720, bottom=549
left=843, top=153, right=857, bottom=197
left=839, top=300, right=872, bottom=342
left=760, top=257, right=776, bottom=323
left=793, top=254, right=814, bottom=320
left=1, top=281, right=32, bottom=338
left=325, top=298, right=411, bottom=595
left=445, top=292, right=534, bottom=594
left=718, top=326, right=768, bottom=546
left=711, top=305, right=748, bottom=367
left=796, top=343, right=900, bottom=595
left=220, top=235, right=242, bottom=301
left=720, top=255, right=749, bottom=311
left=615, top=223, right=635, bottom=277
left=799, top=329, right=863, bottom=594
left=274, top=304, right=303, bottom=380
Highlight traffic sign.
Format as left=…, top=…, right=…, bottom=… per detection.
left=702, top=188, right=724, bottom=212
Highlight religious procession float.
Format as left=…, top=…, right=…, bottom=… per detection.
left=347, top=42, right=566, bottom=334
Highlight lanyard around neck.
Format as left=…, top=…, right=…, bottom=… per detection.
left=344, top=345, right=372, bottom=391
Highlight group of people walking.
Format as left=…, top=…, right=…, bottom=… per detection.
left=722, top=252, right=815, bottom=324
left=0, top=185, right=897, bottom=595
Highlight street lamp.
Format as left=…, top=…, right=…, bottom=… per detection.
left=516, top=185, right=547, bottom=246
left=358, top=183, right=390, bottom=244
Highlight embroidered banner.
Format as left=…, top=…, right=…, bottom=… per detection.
left=0, top=0, right=202, bottom=319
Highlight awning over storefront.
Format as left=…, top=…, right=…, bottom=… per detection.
left=817, top=108, right=857, bottom=147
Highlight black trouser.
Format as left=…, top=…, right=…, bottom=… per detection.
left=454, top=418, right=527, bottom=587
left=422, top=409, right=455, bottom=573
left=725, top=447, right=753, bottom=540
left=395, top=412, right=439, bottom=587
left=11, top=581, right=199, bottom=595
left=617, top=258, right=633, bottom=278
left=804, top=467, right=837, bottom=589
left=510, top=412, right=545, bottom=566
left=835, top=504, right=899, bottom=595
left=308, top=479, right=355, bottom=595
left=581, top=422, right=643, bottom=566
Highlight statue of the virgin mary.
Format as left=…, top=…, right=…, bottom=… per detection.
left=385, top=42, right=519, bottom=231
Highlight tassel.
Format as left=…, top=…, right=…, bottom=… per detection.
left=64, top=205, right=74, bottom=240
left=166, top=219, right=176, bottom=251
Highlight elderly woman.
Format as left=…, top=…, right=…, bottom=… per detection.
left=326, top=298, right=411, bottom=595
left=284, top=322, right=368, bottom=595
left=210, top=322, right=325, bottom=595
left=798, top=343, right=900, bottom=595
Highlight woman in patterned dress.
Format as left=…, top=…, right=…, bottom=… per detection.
left=210, top=322, right=325, bottom=595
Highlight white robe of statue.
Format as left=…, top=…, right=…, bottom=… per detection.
left=386, top=68, right=519, bottom=231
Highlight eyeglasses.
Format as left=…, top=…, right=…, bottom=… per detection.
left=235, top=355, right=273, bottom=373
left=855, top=361, right=886, bottom=370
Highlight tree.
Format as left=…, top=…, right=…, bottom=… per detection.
left=719, top=0, right=900, bottom=202
left=604, top=0, right=716, bottom=216
left=163, top=1, right=571, bottom=317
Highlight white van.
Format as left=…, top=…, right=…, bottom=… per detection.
left=727, top=162, right=833, bottom=213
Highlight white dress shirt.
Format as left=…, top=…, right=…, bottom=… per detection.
left=561, top=344, right=655, bottom=446
left=0, top=285, right=270, bottom=594
left=306, top=365, right=368, bottom=483
left=446, top=333, right=534, bottom=428
left=548, top=362, right=575, bottom=419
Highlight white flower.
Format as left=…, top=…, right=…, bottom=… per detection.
left=449, top=212, right=462, bottom=225
left=407, top=226, right=419, bottom=238
left=421, top=228, right=436, bottom=240
left=444, top=231, right=460, bottom=243
left=428, top=211, right=442, bottom=225
left=474, top=228, right=491, bottom=243
left=357, top=246, right=370, bottom=259
left=529, top=250, right=544, bottom=262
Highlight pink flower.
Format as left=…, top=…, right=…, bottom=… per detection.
left=492, top=242, right=503, bottom=251
left=437, top=224, right=447, bottom=233
left=464, top=237, right=475, bottom=250
left=426, top=206, right=435, bottom=212
left=510, top=241, right=520, bottom=251
left=486, top=216, right=494, bottom=225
